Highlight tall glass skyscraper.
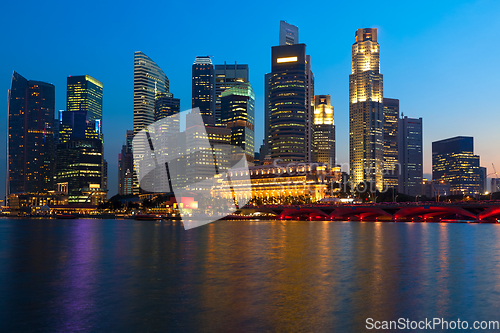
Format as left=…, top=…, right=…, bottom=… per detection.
left=432, top=136, right=480, bottom=195
left=398, top=117, right=423, bottom=196
left=7, top=71, right=55, bottom=198
left=313, top=95, right=335, bottom=168
left=67, top=75, right=103, bottom=138
left=269, top=43, right=314, bottom=163
left=192, top=56, right=215, bottom=125
left=214, top=62, right=248, bottom=126
left=133, top=51, right=169, bottom=193
left=383, top=98, right=399, bottom=188
left=221, top=82, right=255, bottom=163
left=349, top=28, right=384, bottom=189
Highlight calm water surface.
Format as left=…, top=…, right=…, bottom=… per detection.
left=1, top=218, right=500, bottom=332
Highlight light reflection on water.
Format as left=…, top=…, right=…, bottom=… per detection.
left=0, top=219, right=500, bottom=332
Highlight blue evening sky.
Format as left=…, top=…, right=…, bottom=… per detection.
left=1, top=0, right=499, bottom=197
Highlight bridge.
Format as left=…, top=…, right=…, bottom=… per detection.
left=238, top=202, right=500, bottom=222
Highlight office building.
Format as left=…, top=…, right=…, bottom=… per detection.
left=349, top=28, right=384, bottom=189
left=7, top=71, right=55, bottom=201
left=260, top=73, right=272, bottom=161
left=398, top=117, right=423, bottom=196
left=422, top=179, right=451, bottom=199
left=312, top=95, right=335, bottom=168
left=479, top=166, right=487, bottom=194
left=66, top=75, right=103, bottom=138
left=491, top=178, right=500, bottom=193
left=56, top=138, right=106, bottom=204
left=214, top=62, right=249, bottom=126
left=221, top=82, right=255, bottom=163
left=269, top=43, right=313, bottom=163
left=279, top=20, right=299, bottom=45
left=192, top=56, right=215, bottom=125
left=118, top=130, right=135, bottom=195
left=133, top=51, right=169, bottom=193
left=432, top=136, right=480, bottom=195
left=383, top=98, right=399, bottom=188
left=154, top=92, right=180, bottom=122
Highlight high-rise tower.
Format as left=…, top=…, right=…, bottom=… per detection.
left=192, top=56, right=215, bottom=125
left=214, top=62, right=249, bottom=126
left=133, top=51, right=169, bottom=193
left=349, top=28, right=384, bottom=189
left=383, top=98, right=399, bottom=188
left=279, top=20, right=299, bottom=45
left=7, top=71, right=55, bottom=198
left=269, top=43, right=313, bottom=163
left=313, top=95, right=335, bottom=168
left=67, top=75, right=103, bottom=138
left=399, top=116, right=423, bottom=196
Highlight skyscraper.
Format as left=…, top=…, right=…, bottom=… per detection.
left=269, top=43, right=313, bottom=163
left=214, top=62, right=249, bottom=126
left=118, top=130, right=134, bottom=195
left=66, top=75, right=103, bottom=138
left=349, top=28, right=384, bottom=189
left=279, top=20, right=299, bottom=45
left=432, top=136, right=480, bottom=195
left=221, top=82, right=255, bottom=163
left=383, top=98, right=399, bottom=188
left=7, top=71, right=55, bottom=199
left=192, top=56, right=215, bottom=125
left=313, top=95, right=335, bottom=168
left=133, top=51, right=169, bottom=193
left=398, top=116, right=423, bottom=196
left=154, top=92, right=180, bottom=122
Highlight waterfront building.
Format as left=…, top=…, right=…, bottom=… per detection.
left=214, top=62, right=249, bottom=126
left=56, top=138, right=106, bottom=204
left=312, top=95, right=335, bottom=168
left=479, top=166, right=487, bottom=194
left=432, top=136, right=480, bottom=195
left=192, top=56, right=215, bottom=125
left=398, top=116, right=423, bottom=196
left=349, top=28, right=384, bottom=189
left=7, top=71, right=55, bottom=203
left=491, top=178, right=500, bottom=193
left=383, top=98, right=399, bottom=188
left=221, top=82, right=255, bottom=163
left=211, top=163, right=331, bottom=203
left=133, top=51, right=169, bottom=193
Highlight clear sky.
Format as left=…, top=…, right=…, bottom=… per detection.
left=1, top=0, right=499, bottom=198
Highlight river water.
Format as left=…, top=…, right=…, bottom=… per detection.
left=1, top=218, right=499, bottom=332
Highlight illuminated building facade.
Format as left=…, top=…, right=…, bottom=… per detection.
left=7, top=71, right=55, bottom=202
left=492, top=178, right=500, bottom=193
left=133, top=51, right=169, bottom=193
left=214, top=62, right=249, bottom=126
left=269, top=43, right=314, bottom=163
left=221, top=83, right=255, bottom=163
left=192, top=56, right=215, bottom=125
left=279, top=20, right=299, bottom=45
left=154, top=92, right=180, bottom=122
left=56, top=139, right=106, bottom=204
left=66, top=75, right=103, bottom=138
left=313, top=95, right=335, bottom=168
left=383, top=98, right=399, bottom=188
left=432, top=136, right=480, bottom=195
left=118, top=130, right=134, bottom=195
left=349, top=28, right=384, bottom=189
left=212, top=163, right=330, bottom=203
left=398, top=117, right=423, bottom=196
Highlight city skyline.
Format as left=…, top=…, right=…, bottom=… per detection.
left=1, top=0, right=500, bottom=197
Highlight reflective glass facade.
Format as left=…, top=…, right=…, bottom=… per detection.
left=398, top=117, right=423, bottom=196
left=313, top=95, right=335, bottom=168
left=214, top=62, right=248, bottom=126
left=7, top=71, right=55, bottom=198
left=432, top=136, right=480, bottom=195
left=383, top=98, right=399, bottom=188
left=192, top=56, right=215, bottom=125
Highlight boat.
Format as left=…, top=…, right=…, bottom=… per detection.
left=134, top=214, right=162, bottom=221
left=55, top=214, right=78, bottom=219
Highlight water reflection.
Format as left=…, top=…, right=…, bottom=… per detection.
left=1, top=219, right=500, bottom=331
